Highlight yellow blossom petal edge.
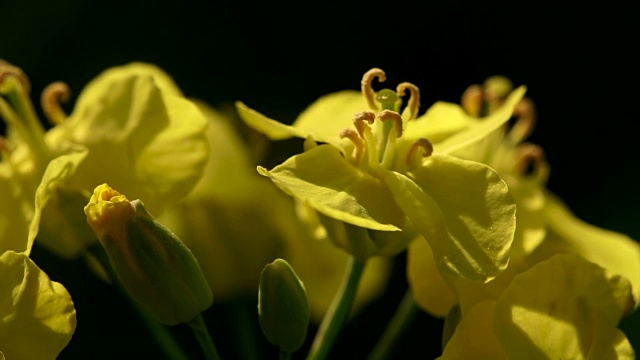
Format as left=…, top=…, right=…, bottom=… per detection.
left=382, top=153, right=515, bottom=282
left=237, top=91, right=366, bottom=148
left=257, top=145, right=403, bottom=232
left=27, top=147, right=90, bottom=258
left=0, top=251, right=76, bottom=359
left=543, top=191, right=640, bottom=308
left=494, top=254, right=634, bottom=360
left=438, top=86, right=526, bottom=154
left=236, top=101, right=309, bottom=141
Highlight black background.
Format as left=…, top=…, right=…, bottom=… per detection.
left=2, top=0, right=638, bottom=358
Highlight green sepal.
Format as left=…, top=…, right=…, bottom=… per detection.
left=85, top=185, right=212, bottom=326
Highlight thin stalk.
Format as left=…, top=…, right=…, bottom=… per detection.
left=188, top=314, right=222, bottom=360
left=367, top=291, right=419, bottom=360
left=306, top=256, right=366, bottom=360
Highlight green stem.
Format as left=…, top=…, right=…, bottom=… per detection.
left=188, top=314, right=222, bottom=360
left=279, top=350, right=291, bottom=360
left=367, top=291, right=419, bottom=360
left=87, top=245, right=189, bottom=360
left=306, top=256, right=366, bottom=360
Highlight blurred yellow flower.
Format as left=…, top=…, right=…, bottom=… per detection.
left=0, top=61, right=208, bottom=259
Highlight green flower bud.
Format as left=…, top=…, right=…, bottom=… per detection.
left=258, top=258, right=310, bottom=353
left=84, top=183, right=213, bottom=326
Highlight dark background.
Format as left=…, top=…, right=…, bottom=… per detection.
left=2, top=0, right=638, bottom=358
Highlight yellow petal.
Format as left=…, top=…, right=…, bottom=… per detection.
left=543, top=191, right=640, bottom=307
left=384, top=154, right=515, bottom=282
left=0, top=251, right=76, bottom=359
left=237, top=91, right=366, bottom=148
left=259, top=145, right=403, bottom=232
left=436, top=86, right=526, bottom=154
left=27, top=148, right=91, bottom=258
left=494, top=254, right=633, bottom=360
left=45, top=63, right=208, bottom=214
left=292, top=90, right=367, bottom=145
left=438, top=301, right=508, bottom=360
left=406, top=237, right=457, bottom=317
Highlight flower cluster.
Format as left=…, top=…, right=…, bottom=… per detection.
left=0, top=62, right=637, bottom=359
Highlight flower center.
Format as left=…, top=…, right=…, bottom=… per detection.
left=340, top=68, right=428, bottom=171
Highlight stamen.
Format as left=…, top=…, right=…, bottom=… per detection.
left=461, top=84, right=483, bottom=117
left=514, top=143, right=549, bottom=183
left=0, top=62, right=31, bottom=94
left=353, top=111, right=376, bottom=138
left=361, top=68, right=386, bottom=110
left=352, top=111, right=379, bottom=169
left=41, top=81, right=71, bottom=125
left=507, top=98, right=536, bottom=145
left=378, top=110, right=403, bottom=137
left=396, top=82, right=420, bottom=121
left=405, top=138, right=433, bottom=170
left=339, top=129, right=364, bottom=164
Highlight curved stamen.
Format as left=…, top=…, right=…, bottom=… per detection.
left=461, top=84, right=483, bottom=117
left=353, top=111, right=376, bottom=138
left=405, top=138, right=434, bottom=170
left=361, top=68, right=386, bottom=110
left=340, top=129, right=364, bottom=165
left=378, top=110, right=403, bottom=137
left=515, top=143, right=549, bottom=183
left=507, top=98, right=536, bottom=145
left=0, top=62, right=31, bottom=94
left=396, top=82, right=420, bottom=121
left=41, top=81, right=71, bottom=125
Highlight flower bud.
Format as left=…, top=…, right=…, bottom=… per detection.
left=258, top=258, right=310, bottom=353
left=84, top=183, right=213, bottom=325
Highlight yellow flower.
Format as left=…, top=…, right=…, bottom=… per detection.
left=0, top=61, right=208, bottom=259
left=157, top=102, right=391, bottom=322
left=408, top=77, right=640, bottom=321
left=238, top=68, right=525, bottom=282
left=439, top=254, right=635, bottom=360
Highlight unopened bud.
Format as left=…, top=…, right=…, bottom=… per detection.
left=258, top=258, right=309, bottom=353
left=84, top=183, right=213, bottom=325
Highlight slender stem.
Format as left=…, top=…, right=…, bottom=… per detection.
left=231, top=299, right=261, bottom=360
left=188, top=314, right=222, bottom=360
left=306, top=256, right=366, bottom=360
left=279, top=350, right=291, bottom=360
left=367, top=291, right=419, bottom=360
left=87, top=245, right=189, bottom=360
